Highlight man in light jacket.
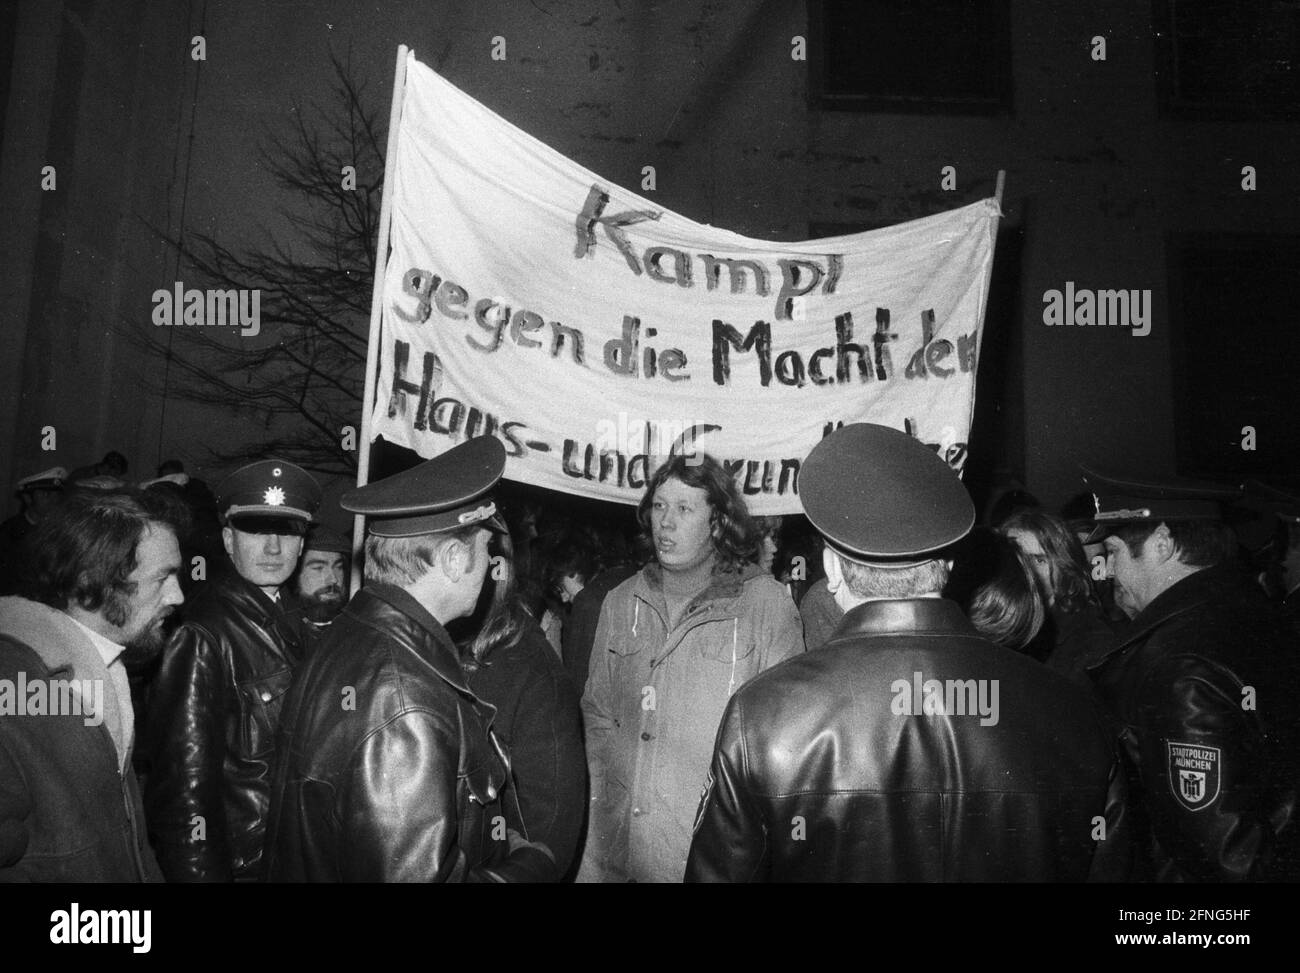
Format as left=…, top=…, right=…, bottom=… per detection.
left=578, top=453, right=803, bottom=883
left=0, top=489, right=183, bottom=881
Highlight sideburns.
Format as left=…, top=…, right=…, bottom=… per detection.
left=100, top=585, right=133, bottom=628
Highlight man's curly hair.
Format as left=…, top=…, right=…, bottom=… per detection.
left=636, top=453, right=759, bottom=573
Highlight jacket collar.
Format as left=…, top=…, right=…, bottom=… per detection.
left=0, top=596, right=126, bottom=767
left=212, top=569, right=301, bottom=664
left=214, top=567, right=282, bottom=614
left=356, top=583, right=476, bottom=698
left=826, top=597, right=980, bottom=643
left=1090, top=563, right=1248, bottom=669
left=0, top=596, right=108, bottom=681
left=636, top=561, right=757, bottom=615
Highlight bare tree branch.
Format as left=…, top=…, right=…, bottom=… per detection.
left=120, top=49, right=386, bottom=476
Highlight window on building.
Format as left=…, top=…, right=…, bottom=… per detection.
left=809, top=0, right=1013, bottom=114
left=1168, top=233, right=1300, bottom=485
left=1154, top=0, right=1300, bottom=120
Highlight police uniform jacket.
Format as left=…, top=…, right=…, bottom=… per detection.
left=686, top=597, right=1130, bottom=882
left=143, top=569, right=304, bottom=881
left=263, top=584, right=556, bottom=882
left=1090, top=563, right=1300, bottom=881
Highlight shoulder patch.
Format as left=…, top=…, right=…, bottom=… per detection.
left=1167, top=741, right=1221, bottom=812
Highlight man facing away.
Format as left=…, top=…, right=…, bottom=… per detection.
left=687, top=424, right=1129, bottom=882
left=264, top=437, right=555, bottom=881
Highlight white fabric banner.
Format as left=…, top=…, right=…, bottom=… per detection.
left=370, top=53, right=999, bottom=514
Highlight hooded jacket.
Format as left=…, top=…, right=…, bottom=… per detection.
left=143, top=569, right=304, bottom=882
left=1089, top=563, right=1300, bottom=881
left=578, top=562, right=803, bottom=883
left=263, top=584, right=556, bottom=882
left=0, top=596, right=162, bottom=882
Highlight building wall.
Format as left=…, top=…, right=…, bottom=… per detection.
left=1, top=0, right=193, bottom=495
left=2, top=0, right=1296, bottom=515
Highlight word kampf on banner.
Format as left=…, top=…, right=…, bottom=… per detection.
left=573, top=185, right=846, bottom=322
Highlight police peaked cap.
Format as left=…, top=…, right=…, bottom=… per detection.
left=217, top=459, right=322, bottom=523
left=1081, top=466, right=1241, bottom=544
left=800, top=423, right=975, bottom=565
left=341, top=436, right=508, bottom=539
left=15, top=467, right=67, bottom=492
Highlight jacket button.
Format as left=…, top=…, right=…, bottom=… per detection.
left=632, top=807, right=642, bottom=817
left=260, top=691, right=273, bottom=703
left=641, top=732, right=651, bottom=741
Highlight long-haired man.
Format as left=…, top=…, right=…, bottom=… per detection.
left=577, top=452, right=803, bottom=883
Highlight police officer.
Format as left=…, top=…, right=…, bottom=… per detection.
left=291, top=524, right=350, bottom=656
left=686, top=424, right=1128, bottom=882
left=1084, top=468, right=1300, bottom=881
left=264, top=437, right=556, bottom=882
left=0, top=467, right=66, bottom=596
left=144, top=459, right=321, bottom=882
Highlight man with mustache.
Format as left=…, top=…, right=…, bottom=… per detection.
left=0, top=489, right=183, bottom=880
left=144, top=459, right=321, bottom=882
left=1085, top=468, right=1300, bottom=880
left=291, top=525, right=350, bottom=657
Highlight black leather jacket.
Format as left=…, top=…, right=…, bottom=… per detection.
left=263, top=584, right=557, bottom=882
left=143, top=570, right=303, bottom=881
left=1090, top=564, right=1300, bottom=881
left=686, top=598, right=1130, bottom=882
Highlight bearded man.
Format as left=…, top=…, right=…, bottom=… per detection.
left=0, top=489, right=183, bottom=880
left=291, top=525, right=350, bottom=656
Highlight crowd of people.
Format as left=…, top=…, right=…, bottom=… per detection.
left=1, top=429, right=1298, bottom=882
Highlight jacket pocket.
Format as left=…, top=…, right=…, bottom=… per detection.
left=696, top=618, right=757, bottom=664
left=456, top=701, right=508, bottom=805
left=235, top=667, right=294, bottom=759
left=605, top=603, right=649, bottom=659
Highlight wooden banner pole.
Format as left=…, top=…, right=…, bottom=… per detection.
left=350, top=43, right=409, bottom=595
